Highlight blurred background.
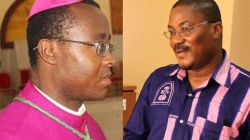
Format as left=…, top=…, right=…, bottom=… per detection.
left=0, top=0, right=122, bottom=139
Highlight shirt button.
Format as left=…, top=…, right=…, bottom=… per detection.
left=179, top=119, right=184, bottom=124
left=188, top=93, right=192, bottom=97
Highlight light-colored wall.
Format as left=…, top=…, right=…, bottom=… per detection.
left=0, top=1, right=14, bottom=24
left=0, top=0, right=15, bottom=71
left=124, top=0, right=175, bottom=94
left=123, top=0, right=244, bottom=94
left=216, top=0, right=235, bottom=54
left=230, top=0, right=250, bottom=70
left=0, top=0, right=14, bottom=62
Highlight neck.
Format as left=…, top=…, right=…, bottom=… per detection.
left=31, top=69, right=82, bottom=111
left=187, top=51, right=222, bottom=90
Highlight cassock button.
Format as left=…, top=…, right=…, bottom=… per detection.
left=188, top=93, right=192, bottom=97
left=179, top=119, right=184, bottom=124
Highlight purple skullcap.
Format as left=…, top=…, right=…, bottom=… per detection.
left=29, top=0, right=82, bottom=19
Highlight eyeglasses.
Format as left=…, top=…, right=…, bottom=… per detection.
left=163, top=21, right=210, bottom=39
left=33, top=39, right=114, bottom=57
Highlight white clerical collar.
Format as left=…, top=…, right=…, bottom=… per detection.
left=33, top=85, right=86, bottom=116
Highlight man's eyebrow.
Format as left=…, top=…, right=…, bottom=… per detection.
left=96, top=33, right=111, bottom=41
left=168, top=20, right=189, bottom=29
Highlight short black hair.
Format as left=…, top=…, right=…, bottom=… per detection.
left=27, top=0, right=100, bottom=67
left=172, top=0, right=221, bottom=23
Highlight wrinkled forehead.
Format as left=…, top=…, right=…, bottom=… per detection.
left=168, top=5, right=205, bottom=28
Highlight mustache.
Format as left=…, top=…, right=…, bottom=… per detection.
left=174, top=44, right=190, bottom=52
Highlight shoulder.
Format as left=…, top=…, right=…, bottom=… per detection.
left=0, top=100, right=68, bottom=139
left=140, top=64, right=179, bottom=93
left=148, top=64, right=179, bottom=79
left=0, top=100, right=33, bottom=138
left=0, top=100, right=29, bottom=124
left=86, top=112, right=106, bottom=140
left=230, top=63, right=250, bottom=84
left=231, top=63, right=250, bottom=77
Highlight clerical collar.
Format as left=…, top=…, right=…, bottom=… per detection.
left=33, top=85, right=86, bottom=116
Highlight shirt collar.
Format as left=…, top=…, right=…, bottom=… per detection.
left=210, top=50, right=231, bottom=88
left=169, top=49, right=231, bottom=89
left=33, top=85, right=86, bottom=116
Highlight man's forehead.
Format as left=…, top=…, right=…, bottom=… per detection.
left=66, top=19, right=110, bottom=42
left=69, top=3, right=106, bottom=24
left=168, top=6, right=204, bottom=27
left=69, top=4, right=110, bottom=38
left=69, top=2, right=101, bottom=15
left=170, top=6, right=195, bottom=20
left=168, top=20, right=190, bottom=28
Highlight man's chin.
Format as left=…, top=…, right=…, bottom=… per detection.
left=94, top=91, right=108, bottom=101
left=178, top=63, right=192, bottom=70
left=84, top=89, right=109, bottom=101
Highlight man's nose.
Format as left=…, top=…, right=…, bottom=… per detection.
left=171, top=32, right=185, bottom=45
left=103, top=53, right=116, bottom=66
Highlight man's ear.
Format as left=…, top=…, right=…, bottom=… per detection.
left=212, top=22, right=223, bottom=39
left=37, top=39, right=57, bottom=65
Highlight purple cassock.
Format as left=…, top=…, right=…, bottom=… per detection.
left=0, top=81, right=106, bottom=140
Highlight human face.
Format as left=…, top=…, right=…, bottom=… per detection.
left=54, top=4, right=115, bottom=101
left=168, top=6, right=218, bottom=70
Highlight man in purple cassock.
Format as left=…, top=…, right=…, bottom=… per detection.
left=0, top=0, right=115, bottom=139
